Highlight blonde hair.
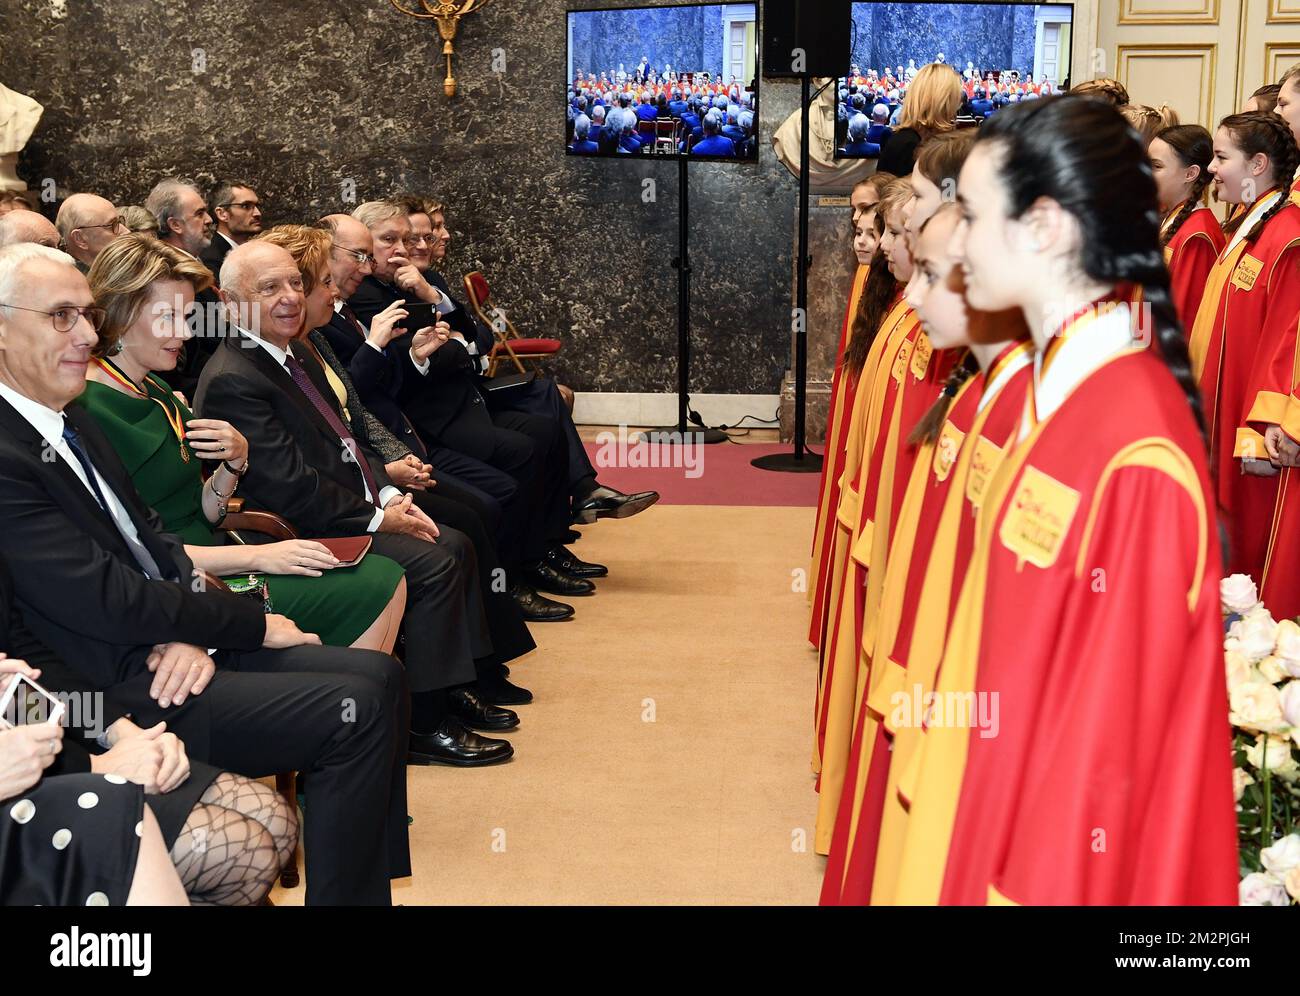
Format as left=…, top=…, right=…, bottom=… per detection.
left=1069, top=78, right=1130, bottom=106
left=898, top=64, right=962, bottom=137
left=119, top=205, right=157, bottom=234
left=255, top=224, right=332, bottom=294
left=879, top=175, right=915, bottom=226
left=86, top=233, right=212, bottom=359
left=398, top=195, right=446, bottom=220
left=1121, top=103, right=1180, bottom=145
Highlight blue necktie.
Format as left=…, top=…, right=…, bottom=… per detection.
left=61, top=420, right=162, bottom=580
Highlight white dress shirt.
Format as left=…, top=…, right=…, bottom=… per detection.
left=237, top=327, right=399, bottom=531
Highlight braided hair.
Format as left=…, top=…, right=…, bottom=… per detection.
left=1218, top=112, right=1300, bottom=242
left=909, top=351, right=978, bottom=446
left=976, top=96, right=1209, bottom=451
left=843, top=176, right=913, bottom=376
left=1153, top=124, right=1214, bottom=247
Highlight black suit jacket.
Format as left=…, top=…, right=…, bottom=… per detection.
left=198, top=233, right=234, bottom=279
left=193, top=331, right=395, bottom=537
left=348, top=274, right=494, bottom=443
left=0, top=397, right=266, bottom=690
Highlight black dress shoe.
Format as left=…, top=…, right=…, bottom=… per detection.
left=510, top=582, right=574, bottom=621
left=527, top=562, right=595, bottom=596
left=563, top=528, right=583, bottom=544
left=449, top=686, right=519, bottom=731
left=478, top=675, right=534, bottom=706
left=572, top=487, right=660, bottom=524
left=544, top=544, right=608, bottom=578
left=408, top=718, right=514, bottom=766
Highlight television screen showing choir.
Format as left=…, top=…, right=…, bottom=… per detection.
left=837, top=1, right=1074, bottom=159
left=565, top=4, right=759, bottom=160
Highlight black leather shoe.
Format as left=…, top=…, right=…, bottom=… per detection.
left=527, top=562, right=595, bottom=596
left=510, top=582, right=574, bottom=621
left=449, top=686, right=519, bottom=731
left=563, top=528, right=583, bottom=544
left=544, top=544, right=608, bottom=578
left=478, top=675, right=534, bottom=706
left=408, top=718, right=514, bottom=766
left=572, top=486, right=660, bottom=524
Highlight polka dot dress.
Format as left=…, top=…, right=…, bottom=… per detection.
left=0, top=773, right=144, bottom=906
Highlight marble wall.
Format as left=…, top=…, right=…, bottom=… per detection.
left=0, top=0, right=812, bottom=400
left=850, top=2, right=1040, bottom=77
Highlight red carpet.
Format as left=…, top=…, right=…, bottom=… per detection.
left=583, top=438, right=820, bottom=507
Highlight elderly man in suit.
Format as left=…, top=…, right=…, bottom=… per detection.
left=0, top=242, right=408, bottom=905
left=195, top=241, right=519, bottom=764
left=54, top=193, right=126, bottom=273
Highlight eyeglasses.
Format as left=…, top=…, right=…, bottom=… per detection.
left=0, top=304, right=106, bottom=333
left=218, top=200, right=261, bottom=212
left=330, top=243, right=376, bottom=266
left=74, top=217, right=127, bottom=235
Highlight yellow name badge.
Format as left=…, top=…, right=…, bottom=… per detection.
left=1163, top=245, right=1174, bottom=265
left=933, top=420, right=966, bottom=482
left=965, top=435, right=1004, bottom=510
left=998, top=464, right=1081, bottom=569
left=892, top=340, right=913, bottom=384
left=1231, top=254, right=1263, bottom=292
left=910, top=332, right=933, bottom=380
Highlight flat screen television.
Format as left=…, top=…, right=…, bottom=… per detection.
left=834, top=2, right=1076, bottom=159
left=566, top=3, right=760, bottom=161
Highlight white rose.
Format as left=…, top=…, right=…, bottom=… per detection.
left=1233, top=767, right=1256, bottom=802
left=1286, top=867, right=1300, bottom=903
left=1261, top=834, right=1300, bottom=876
left=1244, top=735, right=1300, bottom=780
left=1273, top=620, right=1300, bottom=675
left=1221, top=574, right=1260, bottom=615
left=1230, top=680, right=1287, bottom=733
left=1228, top=613, right=1279, bottom=663
left=1240, top=871, right=1289, bottom=906
left=1226, top=650, right=1256, bottom=693
left=1260, top=655, right=1290, bottom=684
left=1280, top=681, right=1300, bottom=730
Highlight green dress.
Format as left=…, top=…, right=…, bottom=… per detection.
left=76, top=375, right=404, bottom=647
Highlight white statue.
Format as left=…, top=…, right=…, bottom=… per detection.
left=0, top=83, right=43, bottom=193
left=964, top=60, right=975, bottom=80
left=905, top=59, right=918, bottom=80
left=936, top=52, right=946, bottom=65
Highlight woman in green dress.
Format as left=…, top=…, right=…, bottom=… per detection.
left=78, top=234, right=406, bottom=651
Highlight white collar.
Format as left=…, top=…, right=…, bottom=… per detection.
left=236, top=326, right=294, bottom=367
left=1023, top=303, right=1138, bottom=437
left=1224, top=189, right=1284, bottom=257
left=0, top=378, right=69, bottom=451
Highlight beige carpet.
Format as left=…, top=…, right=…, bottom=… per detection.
left=272, top=502, right=826, bottom=905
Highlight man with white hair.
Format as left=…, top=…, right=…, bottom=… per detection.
left=0, top=242, right=411, bottom=905
left=570, top=113, right=598, bottom=154
left=54, top=193, right=125, bottom=272
left=0, top=208, right=59, bottom=248
left=145, top=177, right=225, bottom=399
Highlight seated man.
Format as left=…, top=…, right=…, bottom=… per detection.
left=635, top=90, right=658, bottom=123
left=196, top=242, right=523, bottom=761
left=722, top=105, right=746, bottom=145
left=865, top=103, right=893, bottom=145
left=840, top=112, right=881, bottom=158
left=0, top=243, right=407, bottom=905
left=346, top=202, right=600, bottom=607
left=691, top=111, right=737, bottom=156
left=0, top=209, right=59, bottom=248
left=569, top=113, right=599, bottom=154
left=54, top=194, right=127, bottom=273
left=200, top=179, right=263, bottom=278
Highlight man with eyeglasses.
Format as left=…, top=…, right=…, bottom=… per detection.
left=0, top=209, right=59, bottom=249
left=200, top=180, right=263, bottom=279
left=54, top=194, right=126, bottom=273
left=145, top=178, right=226, bottom=401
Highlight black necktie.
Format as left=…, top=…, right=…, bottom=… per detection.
left=61, top=420, right=162, bottom=579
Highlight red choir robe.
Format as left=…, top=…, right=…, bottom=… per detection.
left=809, top=264, right=870, bottom=648
left=1188, top=190, right=1300, bottom=581
left=813, top=298, right=920, bottom=853
left=821, top=340, right=1034, bottom=905
left=895, top=300, right=1238, bottom=905
left=1162, top=203, right=1225, bottom=335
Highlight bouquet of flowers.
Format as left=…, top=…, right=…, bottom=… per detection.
left=1221, top=574, right=1300, bottom=906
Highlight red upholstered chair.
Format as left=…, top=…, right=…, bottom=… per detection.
left=462, top=271, right=563, bottom=377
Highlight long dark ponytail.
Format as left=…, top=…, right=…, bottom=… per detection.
left=1218, top=112, right=1300, bottom=242
left=1154, top=124, right=1213, bottom=247
left=977, top=95, right=1208, bottom=451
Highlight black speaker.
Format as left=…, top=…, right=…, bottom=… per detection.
left=762, top=0, right=851, bottom=78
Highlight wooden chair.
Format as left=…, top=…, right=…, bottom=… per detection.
left=654, top=118, right=677, bottom=154
left=461, top=271, right=563, bottom=377
left=211, top=499, right=302, bottom=889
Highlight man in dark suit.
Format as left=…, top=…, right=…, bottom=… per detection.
left=199, top=179, right=263, bottom=279
left=0, top=242, right=408, bottom=905
left=195, top=241, right=519, bottom=764
left=691, top=113, right=738, bottom=157
left=145, top=178, right=227, bottom=401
